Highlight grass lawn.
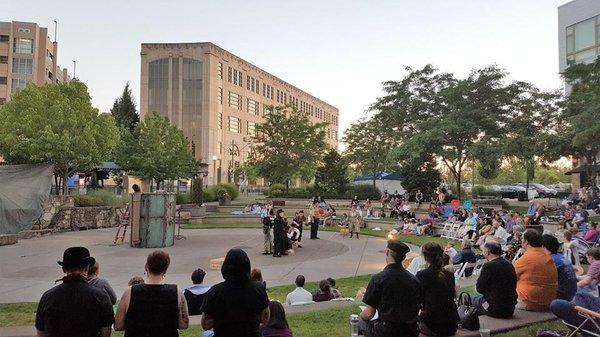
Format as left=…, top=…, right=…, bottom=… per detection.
left=267, top=274, right=373, bottom=303
left=181, top=223, right=260, bottom=229
left=0, top=302, right=38, bottom=326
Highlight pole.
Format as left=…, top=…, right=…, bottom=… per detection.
left=53, top=20, right=57, bottom=42
left=72, top=60, right=76, bottom=78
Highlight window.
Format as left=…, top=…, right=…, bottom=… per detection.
left=0, top=77, right=7, bottom=85
left=217, top=113, right=222, bottom=129
left=233, top=69, right=238, bottom=85
left=219, top=142, right=223, bottom=154
left=255, top=80, right=259, bottom=93
left=566, top=17, right=600, bottom=65
left=228, top=66, right=232, bottom=82
left=13, top=38, right=33, bottom=54
left=18, top=28, right=31, bottom=33
left=229, top=91, right=242, bottom=110
left=0, top=56, right=7, bottom=64
left=247, top=98, right=257, bottom=115
left=247, top=121, right=257, bottom=136
left=218, top=87, right=223, bottom=104
left=0, top=35, right=8, bottom=42
left=148, top=58, right=169, bottom=115
left=47, top=50, right=54, bottom=61
left=48, top=70, right=53, bottom=80
left=11, top=78, right=28, bottom=92
left=228, top=116, right=240, bottom=133
left=12, top=58, right=33, bottom=74
left=247, top=75, right=250, bottom=90
left=182, top=58, right=202, bottom=115
left=218, top=62, right=223, bottom=79
left=251, top=78, right=255, bottom=92
left=238, top=72, right=242, bottom=87
left=270, top=87, right=274, bottom=100
left=262, top=83, right=266, bottom=96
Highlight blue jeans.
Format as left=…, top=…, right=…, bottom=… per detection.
left=472, top=294, right=489, bottom=316
left=550, top=292, right=600, bottom=336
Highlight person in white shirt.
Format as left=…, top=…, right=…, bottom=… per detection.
left=285, top=275, right=314, bottom=305
left=492, top=221, right=511, bottom=245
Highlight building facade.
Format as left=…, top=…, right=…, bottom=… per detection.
left=140, top=42, right=339, bottom=185
left=0, top=21, right=71, bottom=105
left=558, top=0, right=600, bottom=188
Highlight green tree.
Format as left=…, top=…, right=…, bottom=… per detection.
left=250, top=105, right=326, bottom=190
left=398, top=155, right=441, bottom=198
left=315, top=149, right=350, bottom=195
left=110, top=83, right=139, bottom=132
left=561, top=58, right=600, bottom=189
left=0, top=80, right=120, bottom=194
left=371, top=65, right=522, bottom=199
left=115, top=113, right=197, bottom=189
left=343, top=119, right=394, bottom=191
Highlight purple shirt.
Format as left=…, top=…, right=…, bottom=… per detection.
left=260, top=326, right=293, bottom=337
left=587, top=261, right=600, bottom=283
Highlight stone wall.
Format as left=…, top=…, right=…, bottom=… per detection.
left=40, top=196, right=74, bottom=228
left=48, top=206, right=122, bottom=231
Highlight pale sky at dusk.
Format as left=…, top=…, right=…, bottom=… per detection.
left=3, top=0, right=572, bottom=145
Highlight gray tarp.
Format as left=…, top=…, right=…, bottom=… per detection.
left=0, top=163, right=54, bottom=234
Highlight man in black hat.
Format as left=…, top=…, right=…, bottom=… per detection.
left=36, top=247, right=114, bottom=337
left=359, top=240, right=422, bottom=337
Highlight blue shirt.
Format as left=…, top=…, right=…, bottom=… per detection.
left=551, top=253, right=578, bottom=301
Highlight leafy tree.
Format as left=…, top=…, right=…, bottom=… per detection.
left=110, top=83, right=139, bottom=132
left=115, top=113, right=197, bottom=189
left=371, top=65, right=523, bottom=199
left=561, top=58, right=600, bottom=189
left=343, top=119, right=394, bottom=191
left=190, top=177, right=203, bottom=205
left=249, top=105, right=326, bottom=190
left=398, top=155, right=441, bottom=198
left=0, top=80, right=120, bottom=194
left=315, top=149, right=350, bottom=195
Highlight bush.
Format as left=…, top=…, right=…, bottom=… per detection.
left=176, top=192, right=192, bottom=205
left=203, top=188, right=217, bottom=202
left=266, top=183, right=286, bottom=197
left=343, top=184, right=381, bottom=200
left=73, top=190, right=121, bottom=207
left=471, top=185, right=487, bottom=198
left=190, top=178, right=203, bottom=205
left=216, top=183, right=239, bottom=200
left=473, top=199, right=508, bottom=207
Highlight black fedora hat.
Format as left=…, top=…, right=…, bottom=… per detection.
left=57, top=247, right=96, bottom=268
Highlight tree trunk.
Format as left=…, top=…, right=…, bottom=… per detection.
left=62, top=171, right=68, bottom=196
left=456, top=174, right=462, bottom=201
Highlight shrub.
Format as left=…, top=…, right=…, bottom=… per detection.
left=176, top=192, right=192, bottom=205
left=473, top=199, right=508, bottom=207
left=217, top=183, right=239, bottom=200
left=190, top=177, right=203, bottom=205
left=471, top=185, right=487, bottom=198
left=343, top=184, right=382, bottom=200
left=203, top=188, right=217, bottom=202
left=266, top=183, right=286, bottom=197
left=73, top=190, right=121, bottom=207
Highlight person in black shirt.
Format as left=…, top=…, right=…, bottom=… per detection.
left=359, top=240, right=422, bottom=337
left=114, top=250, right=189, bottom=337
left=452, top=239, right=478, bottom=276
left=272, top=209, right=288, bottom=257
left=262, top=210, right=274, bottom=255
left=416, top=243, right=459, bottom=336
left=201, top=249, right=270, bottom=337
left=473, top=242, right=518, bottom=318
left=35, top=246, right=114, bottom=337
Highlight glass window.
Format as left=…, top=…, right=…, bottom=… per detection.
left=247, top=75, right=250, bottom=90
left=247, top=121, right=257, bottom=136
left=182, top=58, right=202, bottom=117
left=247, top=98, right=257, bottom=115
left=0, top=77, right=7, bottom=85
left=573, top=18, right=596, bottom=52
left=228, top=116, right=240, bottom=133
left=218, top=113, right=222, bottom=129
left=148, top=58, right=169, bottom=115
left=255, top=80, right=259, bottom=93
left=574, top=48, right=597, bottom=63
left=229, top=91, right=241, bottom=110
left=172, top=58, right=179, bottom=116
left=0, top=56, right=7, bottom=64
left=218, top=62, right=223, bottom=79
left=0, top=35, right=9, bottom=42
left=218, top=87, right=223, bottom=104
left=233, top=69, right=238, bottom=85
left=238, top=72, right=242, bottom=87
left=228, top=67, right=232, bottom=82
left=13, top=38, right=33, bottom=54
left=11, top=78, right=28, bottom=92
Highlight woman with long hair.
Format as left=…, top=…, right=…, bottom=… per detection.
left=260, top=301, right=293, bottom=337
left=416, top=242, right=459, bottom=336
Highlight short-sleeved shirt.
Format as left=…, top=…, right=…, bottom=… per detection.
left=202, top=280, right=269, bottom=337
left=35, top=276, right=114, bottom=337
left=587, top=261, right=600, bottom=283
left=362, top=263, right=422, bottom=324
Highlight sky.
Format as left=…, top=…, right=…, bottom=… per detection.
left=3, top=0, right=572, bottom=146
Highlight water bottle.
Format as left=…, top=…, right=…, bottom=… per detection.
left=350, top=314, right=359, bottom=337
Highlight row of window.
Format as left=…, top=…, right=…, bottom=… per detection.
left=12, top=58, right=33, bottom=74
left=566, top=15, right=600, bottom=65
left=228, top=66, right=243, bottom=87
left=14, top=38, right=33, bottom=54
left=247, top=75, right=260, bottom=94
left=0, top=77, right=29, bottom=93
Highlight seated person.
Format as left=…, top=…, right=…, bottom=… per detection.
left=184, top=268, right=211, bottom=315
left=505, top=225, right=525, bottom=262
left=260, top=301, right=293, bottom=337
left=444, top=242, right=457, bottom=260
left=583, top=222, right=599, bottom=244
left=542, top=235, right=577, bottom=301
left=285, top=275, right=313, bottom=305
left=550, top=291, right=600, bottom=336
left=452, top=239, right=477, bottom=277
left=473, top=242, right=517, bottom=318
left=327, top=278, right=343, bottom=299
left=312, top=280, right=334, bottom=302
left=251, top=268, right=266, bottom=288
left=491, top=220, right=511, bottom=245
left=577, top=247, right=600, bottom=292
left=513, top=229, right=558, bottom=311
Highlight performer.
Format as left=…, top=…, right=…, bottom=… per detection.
left=273, top=209, right=287, bottom=257
left=348, top=207, right=362, bottom=239
left=292, top=211, right=307, bottom=248
left=415, top=190, right=423, bottom=209
left=310, top=204, right=322, bottom=240
left=262, top=210, right=274, bottom=255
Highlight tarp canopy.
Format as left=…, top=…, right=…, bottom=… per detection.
left=0, top=163, right=54, bottom=234
left=353, top=172, right=403, bottom=182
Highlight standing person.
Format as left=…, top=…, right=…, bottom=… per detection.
left=415, top=190, right=423, bottom=209
left=416, top=243, right=459, bottom=336
left=260, top=301, right=293, bottom=337
left=273, top=209, right=287, bottom=258
left=292, top=211, right=307, bottom=248
left=359, top=240, right=422, bottom=337
left=35, top=247, right=114, bottom=337
left=513, top=229, right=558, bottom=311
left=201, top=249, right=270, bottom=337
left=310, top=204, right=321, bottom=240
left=88, top=261, right=117, bottom=305
left=114, top=250, right=189, bottom=337
left=262, top=210, right=274, bottom=255
left=348, top=207, right=361, bottom=239
left=472, top=242, right=518, bottom=318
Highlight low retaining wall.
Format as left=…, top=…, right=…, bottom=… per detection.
left=47, top=206, right=122, bottom=231
left=190, top=215, right=260, bottom=225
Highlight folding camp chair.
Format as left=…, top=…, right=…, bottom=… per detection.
left=472, top=259, right=486, bottom=277
left=511, top=248, right=524, bottom=263
left=457, top=261, right=478, bottom=279
left=446, top=263, right=464, bottom=279
left=563, top=306, right=600, bottom=337
left=440, top=223, right=454, bottom=239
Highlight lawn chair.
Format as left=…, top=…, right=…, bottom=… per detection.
left=511, top=248, right=524, bottom=263
left=564, top=245, right=584, bottom=276
left=446, top=263, right=465, bottom=279
left=457, top=261, right=478, bottom=279
left=440, top=222, right=454, bottom=239
left=472, top=259, right=486, bottom=277
left=563, top=306, right=600, bottom=337
left=450, top=223, right=463, bottom=240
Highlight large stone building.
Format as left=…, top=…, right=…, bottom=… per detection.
left=558, top=0, right=600, bottom=188
left=0, top=21, right=71, bottom=105
left=140, top=42, right=339, bottom=185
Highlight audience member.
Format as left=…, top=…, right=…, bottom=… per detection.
left=577, top=247, right=600, bottom=292
left=114, top=250, right=189, bottom=336
left=251, top=268, right=266, bottom=287
left=201, top=249, right=269, bottom=337
left=327, top=278, right=343, bottom=298
left=473, top=242, right=517, bottom=318
left=583, top=222, right=599, bottom=244
left=416, top=243, right=459, bottom=336
left=542, top=235, right=577, bottom=301
left=359, top=240, right=422, bottom=337
left=444, top=242, right=457, bottom=260
left=260, top=301, right=293, bottom=337
left=87, top=260, right=117, bottom=305
left=513, top=229, right=558, bottom=311
left=312, top=280, right=334, bottom=302
left=452, top=239, right=477, bottom=277
left=184, top=268, right=211, bottom=316
left=285, top=275, right=313, bottom=305
left=128, top=276, right=145, bottom=286
left=35, top=247, right=114, bottom=337
left=505, top=225, right=524, bottom=261
left=550, top=291, right=600, bottom=335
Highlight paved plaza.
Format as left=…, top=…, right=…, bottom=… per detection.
left=0, top=227, right=398, bottom=303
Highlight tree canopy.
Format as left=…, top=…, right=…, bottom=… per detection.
left=110, top=83, right=139, bottom=132
left=0, top=80, right=120, bottom=194
left=315, top=149, right=350, bottom=194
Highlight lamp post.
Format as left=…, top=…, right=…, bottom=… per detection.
left=212, top=155, right=218, bottom=185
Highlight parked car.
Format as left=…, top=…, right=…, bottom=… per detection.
left=516, top=183, right=557, bottom=198
left=498, top=185, right=538, bottom=201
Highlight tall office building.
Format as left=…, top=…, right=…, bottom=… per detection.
left=558, top=0, right=600, bottom=188
left=140, top=42, right=339, bottom=185
left=0, top=21, right=71, bottom=105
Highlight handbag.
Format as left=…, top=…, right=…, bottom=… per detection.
left=457, top=292, right=480, bottom=331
